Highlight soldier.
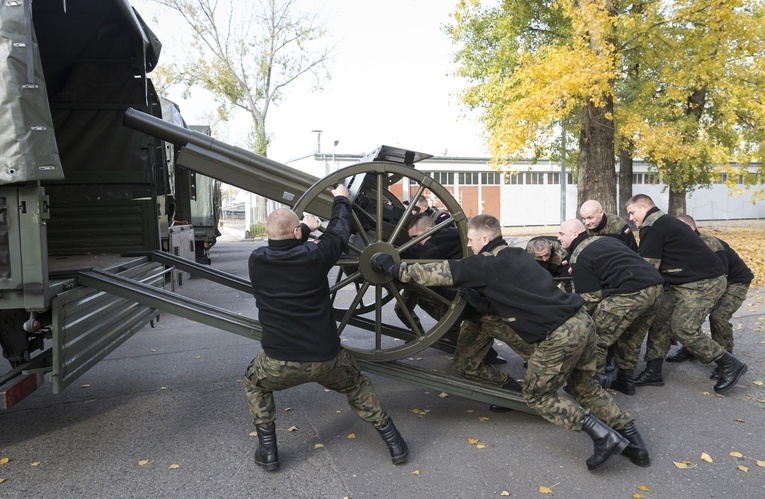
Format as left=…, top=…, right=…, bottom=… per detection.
left=525, top=236, right=572, bottom=291
left=557, top=219, right=664, bottom=396
left=243, top=184, right=407, bottom=471
left=625, top=194, right=748, bottom=393
left=396, top=213, right=514, bottom=366
left=579, top=199, right=638, bottom=252
left=412, top=196, right=452, bottom=226
left=372, top=214, right=649, bottom=470
left=667, top=215, right=754, bottom=379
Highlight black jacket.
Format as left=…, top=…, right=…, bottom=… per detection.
left=248, top=196, right=351, bottom=361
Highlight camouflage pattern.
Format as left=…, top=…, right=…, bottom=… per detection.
left=588, top=212, right=627, bottom=237
left=523, top=308, right=633, bottom=431
left=644, top=275, right=727, bottom=363
left=525, top=238, right=568, bottom=267
left=243, top=349, right=388, bottom=428
left=398, top=260, right=453, bottom=286
left=708, top=282, right=749, bottom=350
left=453, top=315, right=534, bottom=385
left=699, top=233, right=725, bottom=252
left=591, top=284, right=663, bottom=371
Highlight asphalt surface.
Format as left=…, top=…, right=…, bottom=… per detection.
left=1, top=231, right=764, bottom=498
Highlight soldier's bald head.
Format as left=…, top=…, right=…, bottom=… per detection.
left=676, top=214, right=697, bottom=230
left=558, top=218, right=586, bottom=249
left=580, top=200, right=605, bottom=229
left=267, top=208, right=300, bottom=240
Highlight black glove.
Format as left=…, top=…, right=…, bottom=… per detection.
left=371, top=253, right=396, bottom=277
left=457, top=288, right=493, bottom=315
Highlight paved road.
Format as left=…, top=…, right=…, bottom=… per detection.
left=1, top=233, right=764, bottom=498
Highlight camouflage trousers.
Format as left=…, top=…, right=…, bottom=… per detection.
left=591, top=284, right=663, bottom=372
left=453, top=315, right=535, bottom=386
left=708, top=282, right=749, bottom=351
left=645, top=275, right=727, bottom=364
left=242, top=349, right=388, bottom=428
left=523, top=308, right=633, bottom=432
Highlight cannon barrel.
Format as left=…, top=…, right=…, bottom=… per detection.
left=123, top=108, right=335, bottom=218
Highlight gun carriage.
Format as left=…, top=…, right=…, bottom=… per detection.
left=1, top=0, right=530, bottom=413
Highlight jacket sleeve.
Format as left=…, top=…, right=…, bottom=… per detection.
left=312, top=196, right=352, bottom=269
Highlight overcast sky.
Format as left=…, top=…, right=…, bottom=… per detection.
left=131, top=0, right=489, bottom=164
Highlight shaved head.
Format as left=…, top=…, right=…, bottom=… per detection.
left=558, top=218, right=586, bottom=249
left=579, top=200, right=605, bottom=229
left=266, top=208, right=300, bottom=240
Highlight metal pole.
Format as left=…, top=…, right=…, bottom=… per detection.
left=560, top=122, right=566, bottom=222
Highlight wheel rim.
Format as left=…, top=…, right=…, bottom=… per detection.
left=292, top=162, right=469, bottom=361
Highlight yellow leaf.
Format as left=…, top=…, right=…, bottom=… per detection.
left=411, top=408, right=421, bottom=414
left=753, top=381, right=764, bottom=386
left=411, top=470, right=420, bottom=475
left=632, top=494, right=641, bottom=499
left=539, top=486, right=553, bottom=494
left=347, top=433, right=356, bottom=439
left=734, top=418, right=745, bottom=423
left=31, top=462, right=41, bottom=467
left=637, top=485, right=649, bottom=491
left=738, top=465, right=749, bottom=473
left=501, top=492, right=510, bottom=496
left=674, top=461, right=689, bottom=469
left=730, top=451, right=743, bottom=458
left=439, top=392, right=449, bottom=398
left=138, top=460, right=149, bottom=466
left=700, top=452, right=713, bottom=463
left=467, top=438, right=479, bottom=445
left=702, top=391, right=711, bottom=396
left=757, top=399, right=765, bottom=404
left=476, top=444, right=487, bottom=449
left=757, top=460, right=765, bottom=468
left=287, top=426, right=298, bottom=432
left=0, top=458, right=8, bottom=465
left=249, top=431, right=257, bottom=437
left=479, top=417, right=490, bottom=422
left=168, top=464, right=180, bottom=469
left=0, top=478, right=6, bottom=484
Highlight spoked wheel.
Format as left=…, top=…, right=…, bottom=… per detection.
left=292, top=162, right=469, bottom=361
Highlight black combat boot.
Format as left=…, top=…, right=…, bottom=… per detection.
left=604, top=346, right=616, bottom=374
left=617, top=424, right=650, bottom=467
left=377, top=418, right=408, bottom=464
left=666, top=346, right=696, bottom=363
left=483, top=347, right=507, bottom=365
left=254, top=422, right=279, bottom=471
left=489, top=377, right=523, bottom=412
left=633, top=359, right=665, bottom=387
left=581, top=414, right=629, bottom=471
left=713, top=352, right=748, bottom=393
left=594, top=373, right=611, bottom=390
left=610, top=369, right=635, bottom=395
left=710, top=349, right=732, bottom=379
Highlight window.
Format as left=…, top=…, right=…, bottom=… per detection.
left=431, top=172, right=454, bottom=185
left=481, top=172, right=500, bottom=184
left=547, top=173, right=560, bottom=185
left=459, top=172, right=479, bottom=185
left=524, top=172, right=544, bottom=184
left=504, top=173, right=521, bottom=184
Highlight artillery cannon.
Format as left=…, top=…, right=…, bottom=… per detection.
left=123, top=108, right=470, bottom=361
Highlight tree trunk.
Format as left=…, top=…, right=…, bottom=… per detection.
left=618, top=148, right=633, bottom=218
left=667, top=186, right=687, bottom=215
left=577, top=98, right=616, bottom=213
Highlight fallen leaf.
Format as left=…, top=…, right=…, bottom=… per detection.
left=479, top=417, right=490, bottom=422
left=168, top=464, right=180, bottom=469
left=0, top=458, right=8, bottom=466
left=439, top=392, right=449, bottom=398
left=753, top=381, right=764, bottom=387
left=501, top=492, right=510, bottom=496
left=730, top=451, right=743, bottom=458
left=674, top=461, right=691, bottom=469
left=757, top=460, right=765, bottom=468
left=138, top=460, right=149, bottom=466
left=287, top=426, right=298, bottom=432
left=467, top=409, right=474, bottom=413
left=31, top=462, right=41, bottom=467
left=467, top=438, right=479, bottom=445
left=637, top=485, right=649, bottom=492
left=735, top=418, right=745, bottom=423
left=757, top=399, right=765, bottom=404
left=411, top=470, right=420, bottom=475
left=249, top=431, right=257, bottom=437
left=476, top=444, right=487, bottom=449
left=195, top=356, right=201, bottom=359
left=539, top=485, right=553, bottom=494
left=347, top=433, right=356, bottom=439
left=701, top=452, right=713, bottom=463
left=702, top=391, right=711, bottom=396
left=411, top=408, right=421, bottom=415
left=314, top=444, right=324, bottom=449
left=738, top=465, right=749, bottom=473
left=632, top=494, right=641, bottom=499
left=284, top=407, right=293, bottom=412
left=0, top=478, right=6, bottom=484
left=81, top=384, right=90, bottom=388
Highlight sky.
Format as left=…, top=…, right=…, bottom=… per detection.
left=131, top=0, right=489, bottom=164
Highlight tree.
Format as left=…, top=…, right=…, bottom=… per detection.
left=153, top=0, right=332, bottom=222
left=449, top=0, right=765, bottom=216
